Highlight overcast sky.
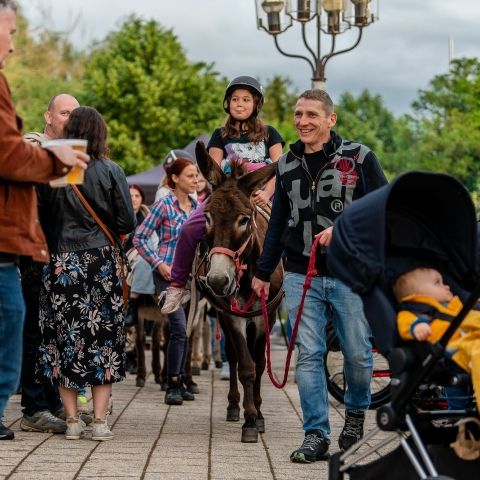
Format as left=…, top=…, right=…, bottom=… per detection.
left=20, top=0, right=480, bottom=115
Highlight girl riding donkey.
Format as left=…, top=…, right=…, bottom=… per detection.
left=160, top=75, right=284, bottom=314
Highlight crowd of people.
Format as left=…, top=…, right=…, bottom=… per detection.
left=5, top=0, right=462, bottom=469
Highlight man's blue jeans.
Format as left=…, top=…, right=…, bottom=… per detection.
left=0, top=265, right=26, bottom=420
left=284, top=272, right=372, bottom=437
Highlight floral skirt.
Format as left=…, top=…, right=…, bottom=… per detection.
left=36, top=246, right=126, bottom=388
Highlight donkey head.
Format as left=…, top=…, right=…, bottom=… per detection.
left=195, top=141, right=277, bottom=297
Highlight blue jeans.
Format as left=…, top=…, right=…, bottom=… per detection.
left=154, top=272, right=188, bottom=377
left=284, top=272, right=372, bottom=437
left=0, top=265, right=26, bottom=419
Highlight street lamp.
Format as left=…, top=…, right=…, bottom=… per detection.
left=255, top=0, right=379, bottom=90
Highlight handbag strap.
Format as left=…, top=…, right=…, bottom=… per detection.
left=71, top=185, right=129, bottom=304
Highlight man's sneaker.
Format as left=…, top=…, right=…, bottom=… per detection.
left=290, top=431, right=330, bottom=463
left=220, top=362, right=230, bottom=380
left=338, top=410, right=365, bottom=451
left=159, top=286, right=190, bottom=314
left=65, top=416, right=86, bottom=440
left=91, top=417, right=114, bottom=441
left=20, top=410, right=67, bottom=434
left=0, top=422, right=14, bottom=440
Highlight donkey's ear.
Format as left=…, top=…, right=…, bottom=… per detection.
left=237, top=162, right=277, bottom=197
left=195, top=141, right=226, bottom=189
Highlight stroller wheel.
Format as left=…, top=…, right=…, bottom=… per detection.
left=328, top=451, right=344, bottom=480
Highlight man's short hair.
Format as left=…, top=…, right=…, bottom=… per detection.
left=0, top=1, right=17, bottom=11
left=298, top=89, right=334, bottom=114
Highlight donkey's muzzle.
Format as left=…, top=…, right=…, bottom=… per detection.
left=206, top=273, right=233, bottom=297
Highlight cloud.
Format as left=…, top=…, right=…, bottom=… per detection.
left=21, top=0, right=480, bottom=115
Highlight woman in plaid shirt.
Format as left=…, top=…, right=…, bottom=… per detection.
left=134, top=157, right=198, bottom=405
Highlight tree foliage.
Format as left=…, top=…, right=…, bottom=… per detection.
left=335, top=90, right=409, bottom=178
left=261, top=75, right=298, bottom=147
left=409, top=58, right=480, bottom=190
left=5, top=9, right=84, bottom=132
left=81, top=16, right=225, bottom=174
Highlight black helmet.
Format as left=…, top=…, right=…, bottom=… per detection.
left=163, top=149, right=194, bottom=166
left=223, top=76, right=264, bottom=115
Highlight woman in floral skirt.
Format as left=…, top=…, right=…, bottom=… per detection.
left=37, top=107, right=135, bottom=441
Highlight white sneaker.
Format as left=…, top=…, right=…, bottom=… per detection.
left=91, top=417, right=114, bottom=441
left=160, top=286, right=191, bottom=314
left=65, top=417, right=86, bottom=440
left=220, top=362, right=230, bottom=381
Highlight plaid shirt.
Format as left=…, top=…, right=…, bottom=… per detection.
left=134, top=192, right=198, bottom=269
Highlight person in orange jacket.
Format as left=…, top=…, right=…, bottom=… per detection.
left=0, top=0, right=89, bottom=440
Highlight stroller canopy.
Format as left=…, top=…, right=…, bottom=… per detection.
left=327, top=171, right=478, bottom=354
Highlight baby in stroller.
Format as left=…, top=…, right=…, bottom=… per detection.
left=393, top=266, right=480, bottom=413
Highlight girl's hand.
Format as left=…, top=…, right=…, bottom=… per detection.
left=252, top=190, right=269, bottom=207
left=157, top=263, right=171, bottom=281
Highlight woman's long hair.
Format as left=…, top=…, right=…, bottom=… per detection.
left=64, top=106, right=109, bottom=159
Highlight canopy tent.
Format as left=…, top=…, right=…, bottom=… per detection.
left=126, top=133, right=210, bottom=205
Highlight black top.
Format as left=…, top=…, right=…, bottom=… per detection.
left=38, top=158, right=136, bottom=253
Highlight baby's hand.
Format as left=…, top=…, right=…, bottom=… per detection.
left=413, top=323, right=431, bottom=341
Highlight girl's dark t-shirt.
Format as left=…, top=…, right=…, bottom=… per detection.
left=207, top=126, right=284, bottom=167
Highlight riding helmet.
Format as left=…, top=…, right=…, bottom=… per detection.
left=223, top=76, right=264, bottom=115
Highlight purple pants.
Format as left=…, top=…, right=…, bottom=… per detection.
left=171, top=203, right=206, bottom=286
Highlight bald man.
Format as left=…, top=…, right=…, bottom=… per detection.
left=24, top=93, right=80, bottom=145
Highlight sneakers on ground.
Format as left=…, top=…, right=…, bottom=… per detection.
left=290, top=431, right=330, bottom=463
left=159, top=286, right=191, bottom=314
left=0, top=422, right=14, bottom=440
left=338, top=409, right=365, bottom=451
left=180, top=382, right=195, bottom=401
left=91, top=417, right=114, bottom=441
left=20, top=410, right=67, bottom=434
left=65, top=416, right=86, bottom=440
left=165, top=381, right=183, bottom=405
left=220, top=362, right=230, bottom=380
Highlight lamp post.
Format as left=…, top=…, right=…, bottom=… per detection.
left=255, top=0, right=379, bottom=90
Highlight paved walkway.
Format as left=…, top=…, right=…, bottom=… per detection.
left=1, top=347, right=386, bottom=480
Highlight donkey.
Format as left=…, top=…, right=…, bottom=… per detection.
left=194, top=142, right=284, bottom=443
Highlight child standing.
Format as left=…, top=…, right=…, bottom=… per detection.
left=160, top=75, right=284, bottom=313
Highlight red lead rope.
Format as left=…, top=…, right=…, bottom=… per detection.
left=230, top=237, right=321, bottom=389
left=263, top=237, right=321, bottom=388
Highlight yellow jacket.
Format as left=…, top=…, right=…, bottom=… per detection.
left=397, top=294, right=480, bottom=372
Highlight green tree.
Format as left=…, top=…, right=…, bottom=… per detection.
left=335, top=90, right=408, bottom=177
left=82, top=16, right=225, bottom=175
left=261, top=75, right=299, bottom=148
left=5, top=9, right=85, bottom=131
left=410, top=57, right=480, bottom=190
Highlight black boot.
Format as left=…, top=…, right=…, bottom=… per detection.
left=164, top=377, right=183, bottom=405
left=179, top=377, right=195, bottom=401
left=124, top=297, right=139, bottom=327
left=338, top=410, right=365, bottom=451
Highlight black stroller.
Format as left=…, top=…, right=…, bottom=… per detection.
left=326, top=171, right=480, bottom=480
